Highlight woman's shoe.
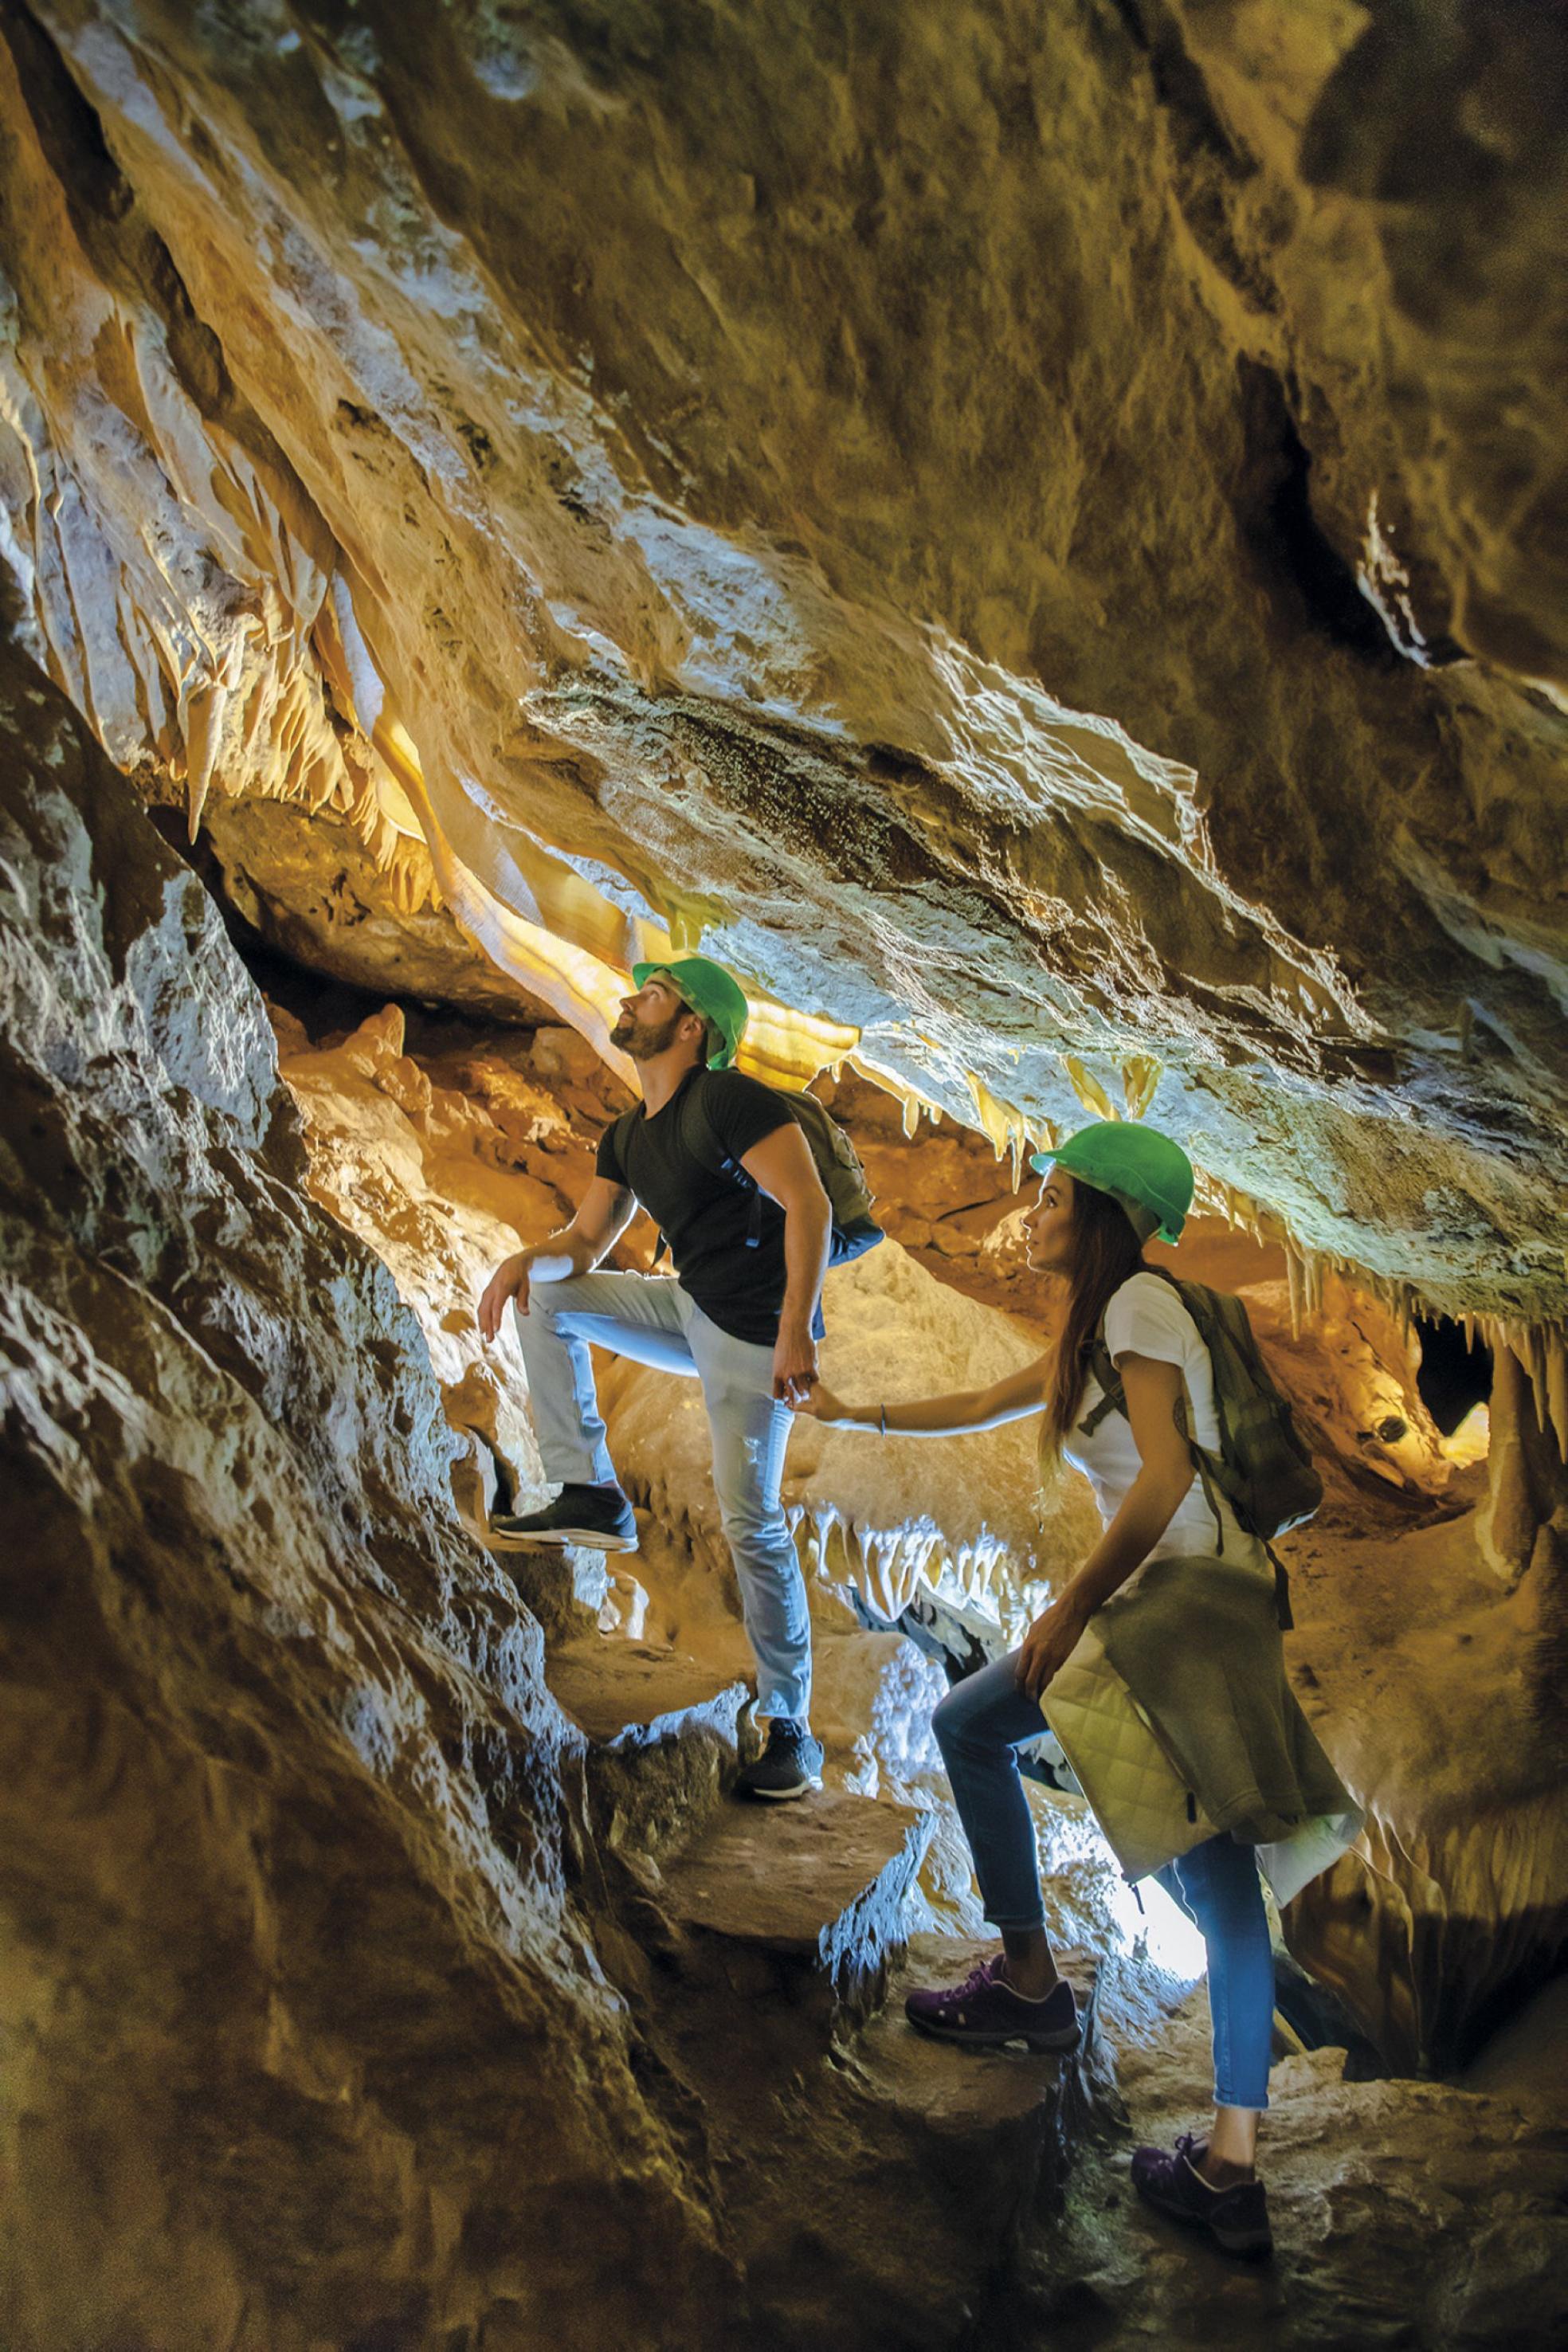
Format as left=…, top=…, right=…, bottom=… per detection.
left=904, top=1955, right=1080, bottom=2052
left=1130, top=2133, right=1273, bottom=2258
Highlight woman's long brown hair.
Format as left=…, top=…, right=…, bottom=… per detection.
left=1041, top=1178, right=1148, bottom=1463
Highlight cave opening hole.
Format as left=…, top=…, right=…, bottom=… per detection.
left=1414, top=1314, right=1493, bottom=1441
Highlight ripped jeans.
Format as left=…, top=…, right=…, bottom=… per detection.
left=513, top=1270, right=810, bottom=1719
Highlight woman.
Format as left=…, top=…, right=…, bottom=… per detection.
left=797, top=1122, right=1358, bottom=2261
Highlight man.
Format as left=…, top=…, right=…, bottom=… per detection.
left=477, top=956, right=832, bottom=1801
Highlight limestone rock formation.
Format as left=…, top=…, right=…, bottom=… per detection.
left=1, top=0, right=1566, bottom=2339
left=0, top=625, right=1147, bottom=2347
left=1064, top=1995, right=1568, bottom=2351
left=0, top=634, right=737, bottom=2349
left=0, top=0, right=1562, bottom=1311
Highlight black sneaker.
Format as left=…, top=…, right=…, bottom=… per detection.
left=735, top=1719, right=825, bottom=1801
left=487, top=1484, right=638, bottom=1554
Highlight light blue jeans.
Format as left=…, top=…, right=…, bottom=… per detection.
left=932, top=1652, right=1273, bottom=2108
left=513, top=1271, right=811, bottom=1720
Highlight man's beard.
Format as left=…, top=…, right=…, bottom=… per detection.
left=610, top=1007, right=685, bottom=1061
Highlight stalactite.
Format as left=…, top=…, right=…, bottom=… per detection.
left=966, top=1074, right=1032, bottom=1186
left=1286, top=1241, right=1307, bottom=1339
left=1062, top=1053, right=1116, bottom=1122
left=1121, top=1053, right=1161, bottom=1119
left=182, top=676, right=228, bottom=841
left=1480, top=1319, right=1568, bottom=1461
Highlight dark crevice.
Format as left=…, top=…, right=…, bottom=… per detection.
left=1110, top=0, right=1253, bottom=182
left=1415, top=1314, right=1493, bottom=1437
left=0, top=2, right=131, bottom=227
left=143, top=806, right=543, bottom=1046
left=2, top=4, right=222, bottom=390
left=1234, top=357, right=1401, bottom=664
left=3, top=2, right=327, bottom=521
left=1109, top=0, right=1279, bottom=312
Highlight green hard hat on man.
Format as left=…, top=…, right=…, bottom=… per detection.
left=632, top=955, right=751, bottom=1071
left=1030, top=1120, right=1195, bottom=1245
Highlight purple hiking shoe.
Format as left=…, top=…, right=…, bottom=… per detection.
left=1130, top=2133, right=1273, bottom=2260
left=904, top=1954, right=1080, bottom=2052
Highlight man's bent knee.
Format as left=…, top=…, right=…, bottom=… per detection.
left=718, top=1504, right=794, bottom=1559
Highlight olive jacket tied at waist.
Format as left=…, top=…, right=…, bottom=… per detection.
left=1041, top=1552, right=1362, bottom=1903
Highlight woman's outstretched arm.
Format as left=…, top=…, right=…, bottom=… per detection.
left=794, top=1350, right=1053, bottom=1436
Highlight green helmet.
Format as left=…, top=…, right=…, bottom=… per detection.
left=631, top=955, right=750, bottom=1070
left=1029, top=1121, right=1194, bottom=1245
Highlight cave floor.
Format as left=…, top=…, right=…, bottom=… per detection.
left=1011, top=1989, right=1568, bottom=2351
left=523, top=1541, right=1568, bottom=2351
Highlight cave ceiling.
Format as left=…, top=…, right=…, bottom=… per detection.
left=0, top=0, right=1564, bottom=1317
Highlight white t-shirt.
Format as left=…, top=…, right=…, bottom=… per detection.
left=1061, top=1272, right=1268, bottom=1573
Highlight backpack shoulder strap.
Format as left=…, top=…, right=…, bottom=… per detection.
left=1078, top=1270, right=1233, bottom=1553
left=678, top=1068, right=759, bottom=1178
left=1076, top=1320, right=1124, bottom=1435
left=1143, top=1263, right=1208, bottom=1329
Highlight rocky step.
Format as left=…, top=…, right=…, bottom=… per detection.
left=543, top=1638, right=753, bottom=1858
left=653, top=1787, right=933, bottom=2039
left=767, top=1938, right=1107, bottom=2352
left=489, top=1535, right=616, bottom=1642
left=645, top=1921, right=1111, bottom=2352
left=845, top=1931, right=1106, bottom=2225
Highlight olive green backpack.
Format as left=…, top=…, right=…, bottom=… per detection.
left=1078, top=1268, right=1322, bottom=1629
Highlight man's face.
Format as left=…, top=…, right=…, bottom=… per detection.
left=610, top=979, right=700, bottom=1062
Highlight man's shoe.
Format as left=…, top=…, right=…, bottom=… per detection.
left=487, top=1484, right=638, bottom=1554
left=735, top=1719, right=824, bottom=1801
left=904, top=1954, right=1080, bottom=2052
left=1130, top=2134, right=1273, bottom=2259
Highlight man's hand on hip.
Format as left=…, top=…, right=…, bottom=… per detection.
left=772, top=1319, right=819, bottom=1406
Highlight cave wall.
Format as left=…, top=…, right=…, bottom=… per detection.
left=0, top=2, right=1563, bottom=2315
left=0, top=631, right=739, bottom=2349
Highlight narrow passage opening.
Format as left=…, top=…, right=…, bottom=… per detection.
left=1414, top=1315, right=1493, bottom=1438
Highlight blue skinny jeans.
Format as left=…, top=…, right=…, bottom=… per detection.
left=931, top=1652, right=1274, bottom=2109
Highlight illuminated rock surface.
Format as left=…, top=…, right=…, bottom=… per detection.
left=0, top=634, right=739, bottom=2346
left=2, top=1, right=1566, bottom=2343
left=0, top=0, right=1564, bottom=1310
left=0, top=631, right=1137, bottom=2349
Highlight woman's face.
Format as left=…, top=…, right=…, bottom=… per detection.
left=1023, top=1170, right=1077, bottom=1273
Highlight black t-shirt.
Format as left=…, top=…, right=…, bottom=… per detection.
left=596, top=1068, right=824, bottom=1347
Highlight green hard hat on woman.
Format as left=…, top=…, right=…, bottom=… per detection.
left=1029, top=1121, right=1195, bottom=1246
